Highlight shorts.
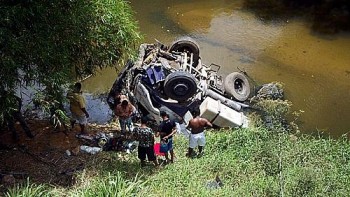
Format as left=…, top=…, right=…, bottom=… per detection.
left=119, top=117, right=132, bottom=132
left=160, top=137, right=173, bottom=153
left=72, top=113, right=87, bottom=125
left=138, top=146, right=156, bottom=161
left=189, top=132, right=205, bottom=149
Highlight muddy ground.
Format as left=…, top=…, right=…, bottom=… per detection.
left=0, top=119, right=119, bottom=193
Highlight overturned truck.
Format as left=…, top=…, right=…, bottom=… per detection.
left=108, top=37, right=252, bottom=128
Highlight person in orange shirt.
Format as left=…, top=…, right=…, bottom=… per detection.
left=67, top=82, right=89, bottom=135
left=114, top=99, right=135, bottom=133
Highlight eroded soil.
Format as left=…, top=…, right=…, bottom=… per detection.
left=0, top=119, right=118, bottom=192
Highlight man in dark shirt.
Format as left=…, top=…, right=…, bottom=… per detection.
left=134, top=116, right=159, bottom=167
left=156, top=111, right=177, bottom=163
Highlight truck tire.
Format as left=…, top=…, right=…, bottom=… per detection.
left=164, top=71, right=197, bottom=102
left=168, top=37, right=200, bottom=67
left=224, top=72, right=251, bottom=102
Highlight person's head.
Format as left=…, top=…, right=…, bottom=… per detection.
left=121, top=100, right=128, bottom=107
left=160, top=111, right=168, bottom=119
left=141, top=116, right=148, bottom=125
left=74, top=82, right=82, bottom=92
left=192, top=108, right=200, bottom=117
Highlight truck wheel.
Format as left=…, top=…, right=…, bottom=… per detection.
left=168, top=37, right=200, bottom=67
left=164, top=71, right=197, bottom=102
left=224, top=72, right=251, bottom=102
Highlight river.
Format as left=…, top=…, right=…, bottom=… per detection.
left=83, top=0, right=350, bottom=137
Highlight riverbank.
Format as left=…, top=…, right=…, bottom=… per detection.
left=2, top=124, right=350, bottom=196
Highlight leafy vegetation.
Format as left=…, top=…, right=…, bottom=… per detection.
left=4, top=127, right=350, bottom=196
left=0, top=0, right=141, bottom=124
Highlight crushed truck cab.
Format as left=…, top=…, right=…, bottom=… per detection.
left=108, top=37, right=251, bottom=128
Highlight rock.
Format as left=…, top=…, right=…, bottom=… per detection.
left=289, top=134, right=298, bottom=142
left=205, top=175, right=224, bottom=189
left=71, top=146, right=80, bottom=155
left=256, top=83, right=284, bottom=100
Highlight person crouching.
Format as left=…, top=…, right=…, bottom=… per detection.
left=115, top=99, right=135, bottom=133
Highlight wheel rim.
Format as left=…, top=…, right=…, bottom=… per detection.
left=234, top=78, right=245, bottom=95
left=173, top=83, right=189, bottom=96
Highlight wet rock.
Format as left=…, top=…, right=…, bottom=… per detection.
left=255, top=82, right=284, bottom=100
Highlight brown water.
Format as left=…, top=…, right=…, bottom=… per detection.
left=84, top=0, right=350, bottom=136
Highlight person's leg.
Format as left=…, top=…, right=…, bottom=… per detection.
left=79, top=124, right=85, bottom=134
left=138, top=147, right=146, bottom=167
left=164, top=152, right=169, bottom=162
left=168, top=138, right=174, bottom=162
left=119, top=119, right=126, bottom=133
left=7, top=116, right=18, bottom=141
left=78, top=115, right=88, bottom=134
left=187, top=147, right=195, bottom=157
left=198, top=146, right=204, bottom=154
left=126, top=117, right=132, bottom=132
left=170, top=150, right=175, bottom=163
left=71, top=113, right=78, bottom=129
left=70, top=120, right=76, bottom=129
left=188, top=134, right=198, bottom=157
left=160, top=139, right=170, bottom=163
left=198, top=132, right=206, bottom=155
left=147, top=146, right=159, bottom=166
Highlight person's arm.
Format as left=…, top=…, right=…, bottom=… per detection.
left=168, top=127, right=177, bottom=138
left=205, top=118, right=212, bottom=128
left=80, top=96, right=89, bottom=118
left=114, top=105, right=121, bottom=117
left=150, top=128, right=155, bottom=144
left=163, top=122, right=177, bottom=139
left=15, top=95, right=22, bottom=111
left=128, top=104, right=135, bottom=117
left=156, top=123, right=162, bottom=138
left=81, top=108, right=89, bottom=118
left=155, top=131, right=160, bottom=137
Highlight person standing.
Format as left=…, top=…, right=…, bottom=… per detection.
left=134, top=116, right=159, bottom=167
left=67, top=82, right=89, bottom=135
left=156, top=111, right=177, bottom=163
left=114, top=99, right=135, bottom=133
left=187, top=108, right=212, bottom=157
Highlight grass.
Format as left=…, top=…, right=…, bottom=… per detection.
left=4, top=126, right=350, bottom=196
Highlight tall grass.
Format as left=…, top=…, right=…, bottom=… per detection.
left=5, top=179, right=51, bottom=197
left=4, top=128, right=350, bottom=196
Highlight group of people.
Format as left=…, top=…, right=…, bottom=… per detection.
left=132, top=110, right=212, bottom=167
left=67, top=82, right=213, bottom=167
left=1, top=82, right=213, bottom=169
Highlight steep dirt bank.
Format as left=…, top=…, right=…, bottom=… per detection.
left=0, top=119, right=119, bottom=192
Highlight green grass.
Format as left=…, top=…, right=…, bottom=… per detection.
left=4, top=127, right=350, bottom=196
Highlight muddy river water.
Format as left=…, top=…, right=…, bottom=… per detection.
left=83, top=0, right=350, bottom=137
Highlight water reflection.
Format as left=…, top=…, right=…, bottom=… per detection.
left=85, top=0, right=350, bottom=136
